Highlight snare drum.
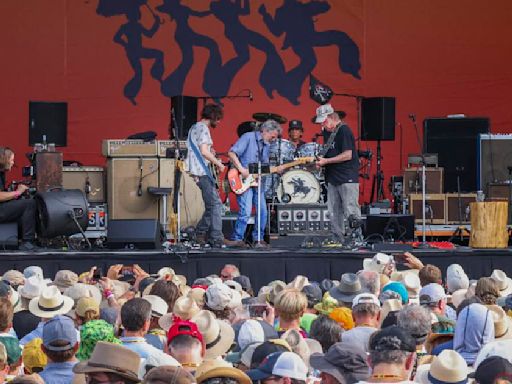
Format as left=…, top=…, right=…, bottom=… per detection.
left=269, top=139, right=295, bottom=164
left=277, top=169, right=320, bottom=204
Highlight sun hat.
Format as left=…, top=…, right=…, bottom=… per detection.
left=52, top=270, right=78, bottom=292
left=329, top=273, right=362, bottom=304
left=446, top=264, right=470, bottom=294
left=167, top=319, right=203, bottom=345
left=310, top=342, right=370, bottom=384
left=159, top=296, right=201, bottom=332
left=23, top=266, right=44, bottom=280
left=77, top=319, right=121, bottom=361
left=143, top=295, right=169, bottom=318
left=234, top=275, right=252, bottom=293
left=400, top=273, right=421, bottom=301
left=157, top=267, right=175, bottom=279
left=363, top=253, right=393, bottom=274
left=22, top=338, right=47, bottom=373
left=419, top=283, right=446, bottom=305
left=188, top=287, right=206, bottom=308
left=490, top=269, right=512, bottom=297
left=196, top=359, right=251, bottom=384
left=302, top=284, right=322, bottom=307
left=42, top=315, right=78, bottom=351
left=18, top=276, right=46, bottom=300
left=314, top=292, right=340, bottom=315
left=143, top=366, right=196, bottom=384
left=487, top=305, right=512, bottom=339
left=314, top=104, right=335, bottom=124
left=191, top=310, right=235, bottom=359
left=286, top=275, right=310, bottom=290
left=425, top=350, right=469, bottom=384
left=470, top=356, right=512, bottom=384
left=64, top=283, right=102, bottom=306
left=247, top=351, right=308, bottom=381
left=225, top=280, right=243, bottom=293
left=238, top=319, right=265, bottom=351
left=473, top=339, right=512, bottom=369
left=75, top=297, right=100, bottom=318
left=206, top=283, right=242, bottom=311
left=380, top=299, right=402, bottom=327
left=451, top=289, right=469, bottom=309
left=2, top=270, right=25, bottom=288
left=29, top=285, right=74, bottom=318
left=329, top=307, right=355, bottom=330
left=240, top=342, right=262, bottom=368
left=73, top=341, right=140, bottom=383
left=382, top=282, right=409, bottom=304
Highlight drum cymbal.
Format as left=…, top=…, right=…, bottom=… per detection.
left=252, top=112, right=287, bottom=124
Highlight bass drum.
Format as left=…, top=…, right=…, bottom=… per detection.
left=277, top=169, right=320, bottom=204
left=35, top=189, right=89, bottom=238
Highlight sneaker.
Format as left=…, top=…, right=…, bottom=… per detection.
left=209, top=240, right=226, bottom=249
left=19, top=242, right=43, bottom=252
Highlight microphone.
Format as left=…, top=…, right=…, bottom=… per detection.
left=85, top=177, right=91, bottom=195
left=249, top=91, right=253, bottom=102
left=408, top=113, right=416, bottom=122
left=137, top=157, right=143, bottom=197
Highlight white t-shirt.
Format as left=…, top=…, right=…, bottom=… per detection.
left=185, top=122, right=213, bottom=176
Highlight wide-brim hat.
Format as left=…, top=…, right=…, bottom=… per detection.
left=73, top=341, right=140, bottom=383
left=29, top=285, right=74, bottom=318
left=192, top=310, right=235, bottom=359
left=427, top=350, right=469, bottom=384
left=489, top=305, right=512, bottom=339
left=286, top=275, right=309, bottom=290
left=63, top=283, right=102, bottom=306
left=18, top=276, right=47, bottom=300
left=197, top=366, right=251, bottom=384
left=363, top=253, right=393, bottom=274
left=491, top=269, right=512, bottom=297
left=329, top=273, right=361, bottom=304
left=451, top=289, right=469, bottom=309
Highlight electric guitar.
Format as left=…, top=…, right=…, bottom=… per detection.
left=227, top=157, right=315, bottom=195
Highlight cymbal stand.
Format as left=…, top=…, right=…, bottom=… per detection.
left=449, top=166, right=467, bottom=242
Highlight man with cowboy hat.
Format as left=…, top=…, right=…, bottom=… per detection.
left=73, top=341, right=141, bottom=383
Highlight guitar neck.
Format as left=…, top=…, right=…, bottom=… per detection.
left=269, top=157, right=313, bottom=173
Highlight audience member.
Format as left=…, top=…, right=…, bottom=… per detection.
left=220, top=264, right=241, bottom=282
left=143, top=366, right=196, bottom=384
left=142, top=295, right=169, bottom=350
left=397, top=305, right=431, bottom=354
left=274, top=289, right=308, bottom=337
left=22, top=338, right=46, bottom=374
left=418, top=264, right=442, bottom=287
left=14, top=277, right=45, bottom=339
left=357, top=270, right=380, bottom=296
left=149, top=280, right=180, bottom=313
left=246, top=351, right=308, bottom=384
left=341, top=293, right=380, bottom=352
left=309, top=315, right=343, bottom=352
left=475, top=277, right=500, bottom=306
left=167, top=320, right=204, bottom=374
left=419, top=283, right=455, bottom=333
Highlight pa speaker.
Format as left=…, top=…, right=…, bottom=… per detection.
left=171, top=96, right=198, bottom=140
left=29, top=101, right=67, bottom=147
left=478, top=134, right=512, bottom=192
left=107, top=219, right=161, bottom=249
left=361, top=97, right=396, bottom=141
left=424, top=117, right=489, bottom=192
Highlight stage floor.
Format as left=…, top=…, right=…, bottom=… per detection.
left=0, top=246, right=509, bottom=290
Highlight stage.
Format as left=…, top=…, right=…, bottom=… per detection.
left=0, top=246, right=510, bottom=290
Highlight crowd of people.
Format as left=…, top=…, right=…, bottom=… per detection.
left=0, top=253, right=510, bottom=383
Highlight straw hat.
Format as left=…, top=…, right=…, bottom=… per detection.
left=143, top=295, right=169, bottom=318
left=159, top=296, right=201, bottom=331
left=73, top=341, right=140, bottom=383
left=64, top=283, right=102, bottom=306
left=195, top=359, right=251, bottom=384
left=422, top=350, right=469, bottom=384
left=29, top=286, right=74, bottom=318
left=451, top=289, right=469, bottom=309
left=473, top=339, right=512, bottom=369
left=379, top=299, right=402, bottom=326
left=363, top=253, right=393, bottom=274
left=488, top=305, right=512, bottom=339
left=18, top=276, right=47, bottom=300
left=188, top=287, right=206, bottom=308
left=52, top=270, right=79, bottom=292
left=191, top=310, right=235, bottom=359
left=490, top=270, right=512, bottom=296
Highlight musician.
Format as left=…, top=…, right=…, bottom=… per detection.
left=185, top=104, right=226, bottom=248
left=0, top=147, right=39, bottom=251
left=288, top=120, right=306, bottom=150
left=314, top=104, right=361, bottom=243
left=228, top=119, right=283, bottom=248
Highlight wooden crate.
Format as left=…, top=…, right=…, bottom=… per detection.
left=445, top=193, right=477, bottom=224
left=409, top=193, right=446, bottom=224
left=403, top=167, right=444, bottom=195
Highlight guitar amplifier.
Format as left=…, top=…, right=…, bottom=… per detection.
left=157, top=140, right=188, bottom=158
left=403, top=167, right=444, bottom=195
left=409, top=193, right=446, bottom=224
left=445, top=193, right=476, bottom=224
left=276, top=204, right=330, bottom=234
left=62, top=166, right=105, bottom=203
left=102, top=140, right=158, bottom=157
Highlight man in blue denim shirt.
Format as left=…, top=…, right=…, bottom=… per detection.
left=228, top=120, right=282, bottom=247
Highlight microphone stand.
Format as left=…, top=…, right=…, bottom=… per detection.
left=333, top=92, right=363, bottom=149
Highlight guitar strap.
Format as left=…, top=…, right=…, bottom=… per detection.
left=188, top=124, right=216, bottom=185
left=318, top=124, right=342, bottom=157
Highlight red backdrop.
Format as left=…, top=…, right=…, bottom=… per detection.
left=1, top=0, right=512, bottom=203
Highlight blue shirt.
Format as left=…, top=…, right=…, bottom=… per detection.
left=39, top=361, right=77, bottom=384
left=230, top=131, right=270, bottom=168
left=120, top=336, right=179, bottom=375
left=20, top=321, right=80, bottom=346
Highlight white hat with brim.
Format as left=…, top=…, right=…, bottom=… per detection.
left=192, top=310, right=235, bottom=360
left=473, top=339, right=512, bottom=369
left=363, top=253, right=393, bottom=274
left=314, top=104, right=335, bottom=124
left=488, top=305, right=512, bottom=339
left=427, top=350, right=470, bottom=384
left=29, top=285, right=74, bottom=318
left=491, top=269, right=512, bottom=297
left=18, top=276, right=47, bottom=300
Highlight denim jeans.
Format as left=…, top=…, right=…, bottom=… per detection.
left=232, top=186, right=267, bottom=242
left=327, top=182, right=360, bottom=239
left=195, top=176, right=224, bottom=242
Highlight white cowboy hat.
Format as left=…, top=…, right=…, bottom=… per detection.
left=18, top=276, right=47, bottom=300
left=159, top=295, right=201, bottom=331
left=490, top=270, right=512, bottom=296
left=29, top=285, right=74, bottom=318
left=191, top=310, right=235, bottom=359
left=427, top=350, right=469, bottom=384
left=143, top=295, right=169, bottom=318
left=363, top=253, right=393, bottom=273
left=488, top=305, right=512, bottom=339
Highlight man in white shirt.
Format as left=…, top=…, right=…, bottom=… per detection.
left=342, top=293, right=380, bottom=352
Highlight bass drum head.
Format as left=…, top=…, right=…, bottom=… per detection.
left=277, top=169, right=320, bottom=204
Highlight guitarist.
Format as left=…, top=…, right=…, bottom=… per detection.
left=185, top=104, right=227, bottom=248
left=228, top=119, right=283, bottom=248
left=314, top=104, right=361, bottom=244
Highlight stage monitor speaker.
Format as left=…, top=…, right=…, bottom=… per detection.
left=107, top=158, right=159, bottom=220
left=29, top=101, right=67, bottom=147
left=361, top=97, right=396, bottom=141
left=171, top=96, right=198, bottom=140
left=107, top=219, right=161, bottom=249
left=478, top=134, right=512, bottom=192
left=159, top=159, right=204, bottom=228
left=0, top=223, right=18, bottom=250
left=364, top=214, right=415, bottom=241
left=424, top=117, right=489, bottom=193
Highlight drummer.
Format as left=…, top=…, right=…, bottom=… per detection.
left=288, top=120, right=306, bottom=156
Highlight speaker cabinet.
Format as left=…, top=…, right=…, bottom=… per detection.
left=107, top=219, right=161, bottom=249
left=159, top=159, right=205, bottom=228
left=478, top=134, right=512, bottom=192
left=403, top=167, right=444, bottom=195
left=171, top=96, right=198, bottom=140
left=107, top=158, right=159, bottom=220
left=409, top=193, right=446, bottom=224
left=34, top=152, right=63, bottom=192
left=445, top=193, right=476, bottom=224
left=63, top=166, right=105, bottom=203
left=424, top=117, right=489, bottom=193
left=361, top=97, right=396, bottom=141
left=29, top=101, right=67, bottom=147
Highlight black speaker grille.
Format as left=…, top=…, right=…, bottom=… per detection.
left=361, top=97, right=396, bottom=141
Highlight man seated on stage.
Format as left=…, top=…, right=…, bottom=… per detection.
left=0, top=147, right=39, bottom=251
left=228, top=120, right=283, bottom=248
left=288, top=120, right=306, bottom=151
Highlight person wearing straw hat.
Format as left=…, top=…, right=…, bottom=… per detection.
left=246, top=351, right=308, bottom=383
left=143, top=365, right=196, bottom=384
left=490, top=269, right=512, bottom=297
left=14, top=276, right=45, bottom=340
left=20, top=286, right=77, bottom=347
left=142, top=295, right=169, bottom=350
left=415, top=350, right=470, bottom=384
left=196, top=359, right=251, bottom=384
left=73, top=341, right=141, bottom=383
left=329, top=273, right=362, bottom=307
left=191, top=310, right=235, bottom=360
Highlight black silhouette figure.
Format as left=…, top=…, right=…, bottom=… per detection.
left=259, top=0, right=361, bottom=103
left=210, top=0, right=286, bottom=100
left=156, top=0, right=222, bottom=98
left=97, top=0, right=164, bottom=105
left=289, top=177, right=315, bottom=198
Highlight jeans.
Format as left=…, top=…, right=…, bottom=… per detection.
left=327, top=182, right=360, bottom=239
left=0, top=198, right=36, bottom=241
left=232, top=186, right=267, bottom=242
left=195, top=176, right=224, bottom=242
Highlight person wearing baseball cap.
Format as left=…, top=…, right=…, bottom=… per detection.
left=167, top=320, right=204, bottom=373
left=341, top=293, right=381, bottom=353
left=314, top=103, right=360, bottom=246
left=420, top=283, right=455, bottom=334
left=287, top=120, right=306, bottom=150
left=246, top=351, right=308, bottom=383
